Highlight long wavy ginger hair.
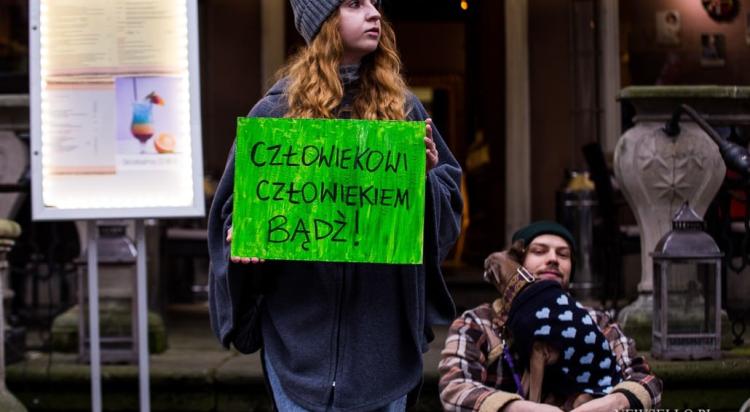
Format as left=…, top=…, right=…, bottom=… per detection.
left=280, top=12, right=408, bottom=120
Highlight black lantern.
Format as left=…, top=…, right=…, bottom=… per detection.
left=651, top=202, right=722, bottom=360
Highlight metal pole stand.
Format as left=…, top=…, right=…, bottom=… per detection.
left=85, top=220, right=150, bottom=412
left=135, top=220, right=151, bottom=412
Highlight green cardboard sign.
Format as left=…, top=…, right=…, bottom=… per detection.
left=232, top=117, right=426, bottom=264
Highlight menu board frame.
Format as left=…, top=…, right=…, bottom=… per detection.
left=29, top=0, right=204, bottom=221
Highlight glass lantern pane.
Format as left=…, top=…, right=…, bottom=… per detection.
left=653, top=263, right=662, bottom=333
left=665, top=262, right=717, bottom=335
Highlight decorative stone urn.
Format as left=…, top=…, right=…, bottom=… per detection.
left=614, top=86, right=750, bottom=349
left=0, top=220, right=27, bottom=412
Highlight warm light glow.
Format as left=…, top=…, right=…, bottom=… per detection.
left=460, top=0, right=468, bottom=11
left=38, top=0, right=198, bottom=212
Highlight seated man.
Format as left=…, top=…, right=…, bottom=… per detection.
left=438, top=221, right=662, bottom=412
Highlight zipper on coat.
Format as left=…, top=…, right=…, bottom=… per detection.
left=331, top=265, right=346, bottom=396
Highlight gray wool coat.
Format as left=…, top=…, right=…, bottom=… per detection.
left=207, top=78, right=463, bottom=411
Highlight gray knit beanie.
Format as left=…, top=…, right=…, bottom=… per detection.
left=290, top=0, right=342, bottom=44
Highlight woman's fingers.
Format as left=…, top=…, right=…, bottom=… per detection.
left=425, top=137, right=438, bottom=172
left=424, top=119, right=438, bottom=173
left=228, top=227, right=265, bottom=264
left=230, top=256, right=264, bottom=264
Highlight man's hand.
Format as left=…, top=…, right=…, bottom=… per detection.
left=569, top=392, right=629, bottom=412
left=502, top=400, right=563, bottom=412
left=425, top=118, right=438, bottom=173
left=226, top=227, right=265, bottom=264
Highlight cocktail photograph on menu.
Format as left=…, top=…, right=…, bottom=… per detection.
left=115, top=76, right=182, bottom=159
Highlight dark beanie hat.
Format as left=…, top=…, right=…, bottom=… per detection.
left=290, top=0, right=342, bottom=44
left=512, top=220, right=577, bottom=254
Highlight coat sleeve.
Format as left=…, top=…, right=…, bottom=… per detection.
left=408, top=95, right=463, bottom=327
left=438, top=310, right=522, bottom=412
left=207, top=142, right=265, bottom=353
left=207, top=91, right=286, bottom=353
left=593, top=310, right=664, bottom=409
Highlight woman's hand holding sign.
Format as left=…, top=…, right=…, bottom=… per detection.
left=227, top=227, right=265, bottom=264
left=425, top=118, right=438, bottom=174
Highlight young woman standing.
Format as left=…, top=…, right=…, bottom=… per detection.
left=208, top=1, right=463, bottom=410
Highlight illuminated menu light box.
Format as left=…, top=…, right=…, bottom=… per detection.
left=29, top=0, right=204, bottom=220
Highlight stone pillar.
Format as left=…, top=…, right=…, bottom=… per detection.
left=598, top=0, right=620, bottom=154
left=504, top=0, right=531, bottom=243
left=0, top=131, right=28, bottom=219
left=615, top=86, right=750, bottom=348
left=0, top=220, right=27, bottom=411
